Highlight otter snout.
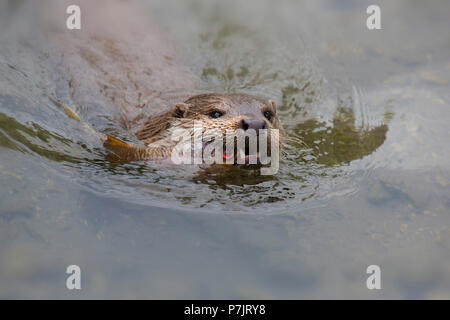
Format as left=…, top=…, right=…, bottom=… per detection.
left=239, top=119, right=267, bottom=131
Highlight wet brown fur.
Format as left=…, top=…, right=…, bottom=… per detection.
left=135, top=93, right=284, bottom=149
left=59, top=93, right=283, bottom=162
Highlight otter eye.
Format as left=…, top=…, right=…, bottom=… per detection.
left=209, top=111, right=223, bottom=119
left=263, top=110, right=273, bottom=121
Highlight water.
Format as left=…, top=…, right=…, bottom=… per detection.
left=0, top=0, right=449, bottom=298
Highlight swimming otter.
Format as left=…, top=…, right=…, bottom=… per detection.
left=100, top=93, right=284, bottom=168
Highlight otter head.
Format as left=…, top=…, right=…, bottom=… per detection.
left=135, top=93, right=284, bottom=172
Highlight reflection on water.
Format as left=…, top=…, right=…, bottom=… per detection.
left=1, top=0, right=450, bottom=299
left=293, top=105, right=391, bottom=166
left=0, top=112, right=88, bottom=163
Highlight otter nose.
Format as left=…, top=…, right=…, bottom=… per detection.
left=240, top=119, right=267, bottom=131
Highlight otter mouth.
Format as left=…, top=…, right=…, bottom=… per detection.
left=202, top=137, right=270, bottom=167
left=222, top=149, right=262, bottom=166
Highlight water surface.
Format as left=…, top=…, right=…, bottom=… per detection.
left=1, top=0, right=450, bottom=298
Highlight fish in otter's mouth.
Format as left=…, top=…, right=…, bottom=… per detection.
left=200, top=124, right=281, bottom=166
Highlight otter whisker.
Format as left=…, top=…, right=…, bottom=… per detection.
left=283, top=134, right=309, bottom=149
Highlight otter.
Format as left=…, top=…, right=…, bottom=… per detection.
left=90, top=93, right=284, bottom=171
left=58, top=92, right=283, bottom=173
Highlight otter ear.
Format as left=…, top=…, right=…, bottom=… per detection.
left=171, top=102, right=190, bottom=118
left=268, top=99, right=277, bottom=113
